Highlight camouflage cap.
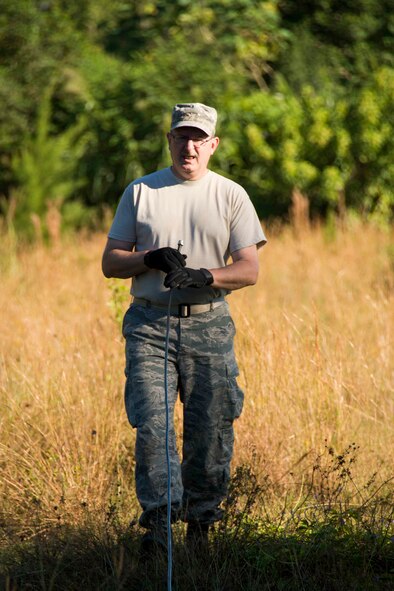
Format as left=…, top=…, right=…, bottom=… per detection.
left=171, top=103, right=217, bottom=136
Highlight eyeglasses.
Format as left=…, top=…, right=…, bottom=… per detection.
left=169, top=133, right=212, bottom=148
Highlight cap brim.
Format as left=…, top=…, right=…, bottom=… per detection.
left=171, top=120, right=214, bottom=136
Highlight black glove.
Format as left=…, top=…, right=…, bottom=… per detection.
left=164, top=267, right=214, bottom=289
left=144, top=247, right=187, bottom=273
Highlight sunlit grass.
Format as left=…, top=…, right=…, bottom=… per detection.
left=0, top=220, right=393, bottom=589
left=232, top=221, right=393, bottom=482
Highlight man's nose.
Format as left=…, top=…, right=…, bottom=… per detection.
left=183, top=139, right=196, bottom=152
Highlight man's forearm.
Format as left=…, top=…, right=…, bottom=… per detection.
left=209, top=259, right=259, bottom=291
left=102, top=249, right=149, bottom=279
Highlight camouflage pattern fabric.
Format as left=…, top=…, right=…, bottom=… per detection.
left=171, top=102, right=217, bottom=136
left=122, top=301, right=244, bottom=528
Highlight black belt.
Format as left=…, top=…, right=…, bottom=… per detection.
left=132, top=297, right=225, bottom=318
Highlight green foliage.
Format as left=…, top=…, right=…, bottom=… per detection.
left=106, top=278, right=130, bottom=327
left=346, top=67, right=394, bottom=221
left=61, top=200, right=99, bottom=233
left=0, top=0, right=393, bottom=233
left=279, top=0, right=394, bottom=81
left=11, top=87, right=88, bottom=237
left=214, top=81, right=347, bottom=217
left=72, top=47, right=140, bottom=206
left=0, top=0, right=86, bottom=195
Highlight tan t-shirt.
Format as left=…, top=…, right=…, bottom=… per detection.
left=108, top=167, right=266, bottom=304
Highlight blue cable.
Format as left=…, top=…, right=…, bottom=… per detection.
left=164, top=241, right=183, bottom=591
left=164, top=289, right=173, bottom=591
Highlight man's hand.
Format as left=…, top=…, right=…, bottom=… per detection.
left=144, top=247, right=187, bottom=273
left=164, top=267, right=214, bottom=289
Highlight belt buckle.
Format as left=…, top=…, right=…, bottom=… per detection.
left=179, top=304, right=190, bottom=318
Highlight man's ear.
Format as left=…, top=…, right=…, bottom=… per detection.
left=210, top=136, right=220, bottom=155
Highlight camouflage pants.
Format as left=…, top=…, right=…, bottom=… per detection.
left=122, top=301, right=244, bottom=528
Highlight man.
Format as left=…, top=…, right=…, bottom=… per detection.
left=102, top=103, right=266, bottom=551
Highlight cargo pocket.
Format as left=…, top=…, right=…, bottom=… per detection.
left=124, top=357, right=138, bottom=428
left=222, top=362, right=244, bottom=425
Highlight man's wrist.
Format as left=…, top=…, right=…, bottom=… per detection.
left=143, top=251, right=152, bottom=267
left=200, top=268, right=214, bottom=286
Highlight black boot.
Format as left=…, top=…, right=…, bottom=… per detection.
left=186, top=522, right=210, bottom=549
left=140, top=510, right=171, bottom=558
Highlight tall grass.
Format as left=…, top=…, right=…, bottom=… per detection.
left=0, top=220, right=393, bottom=589
left=232, top=220, right=393, bottom=482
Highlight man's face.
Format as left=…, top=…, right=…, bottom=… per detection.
left=167, top=126, right=219, bottom=181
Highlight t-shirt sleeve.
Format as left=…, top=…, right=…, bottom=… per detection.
left=108, top=184, right=137, bottom=243
left=229, top=187, right=267, bottom=253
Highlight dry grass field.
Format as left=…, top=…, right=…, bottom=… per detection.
left=0, top=219, right=393, bottom=589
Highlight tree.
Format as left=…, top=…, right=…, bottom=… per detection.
left=11, top=86, right=88, bottom=237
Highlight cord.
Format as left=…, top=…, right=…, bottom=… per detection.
left=165, top=240, right=183, bottom=591
left=164, top=288, right=173, bottom=591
